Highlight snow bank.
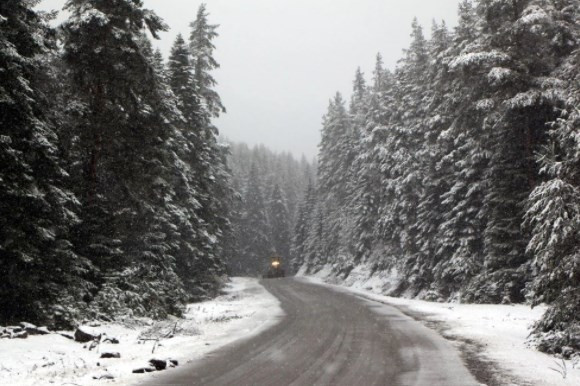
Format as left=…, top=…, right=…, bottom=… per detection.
left=0, top=277, right=282, bottom=386
left=301, top=276, right=580, bottom=386
left=298, top=262, right=403, bottom=295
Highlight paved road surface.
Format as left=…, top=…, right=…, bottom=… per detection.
left=143, top=278, right=479, bottom=386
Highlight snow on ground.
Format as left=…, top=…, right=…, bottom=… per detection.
left=300, top=271, right=579, bottom=386
left=0, top=277, right=282, bottom=386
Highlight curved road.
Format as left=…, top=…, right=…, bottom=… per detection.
left=144, top=278, right=479, bottom=386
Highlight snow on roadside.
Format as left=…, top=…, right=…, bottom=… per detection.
left=299, top=274, right=579, bottom=386
left=0, top=277, right=282, bottom=386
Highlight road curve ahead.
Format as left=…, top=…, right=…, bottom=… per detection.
left=144, top=278, right=479, bottom=386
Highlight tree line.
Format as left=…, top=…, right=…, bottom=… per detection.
left=292, top=0, right=579, bottom=355
left=224, top=142, right=314, bottom=276
left=0, top=0, right=231, bottom=328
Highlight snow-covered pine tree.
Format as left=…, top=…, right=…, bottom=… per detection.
left=351, top=54, right=397, bottom=270
left=431, top=0, right=487, bottom=300
left=525, top=108, right=580, bottom=355
left=62, top=0, right=187, bottom=319
left=267, top=184, right=291, bottom=261
left=459, top=0, right=576, bottom=303
left=0, top=0, right=92, bottom=327
left=411, top=19, right=455, bottom=300
left=291, top=181, right=315, bottom=272
left=316, top=93, right=355, bottom=273
left=348, top=63, right=380, bottom=265
left=189, top=3, right=226, bottom=118
left=188, top=5, right=231, bottom=294
left=236, top=165, right=273, bottom=275
left=167, top=33, right=219, bottom=299
left=385, top=18, right=433, bottom=295
left=302, top=192, right=326, bottom=273
left=524, top=11, right=580, bottom=352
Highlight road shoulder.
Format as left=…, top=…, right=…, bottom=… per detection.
left=0, top=277, right=283, bottom=386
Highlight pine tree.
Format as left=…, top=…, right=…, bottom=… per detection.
left=0, top=0, right=93, bottom=327
left=167, top=33, right=215, bottom=299
left=524, top=18, right=580, bottom=351
left=350, top=54, right=395, bottom=267
left=316, top=93, right=354, bottom=270
left=430, top=0, right=489, bottom=299
left=460, top=0, right=576, bottom=303
left=186, top=5, right=231, bottom=294
left=190, top=3, right=226, bottom=118
left=291, top=181, right=315, bottom=272
left=387, top=18, right=433, bottom=294
left=236, top=165, right=273, bottom=275
left=525, top=110, right=580, bottom=354
left=268, top=184, right=291, bottom=260
left=62, top=0, right=187, bottom=318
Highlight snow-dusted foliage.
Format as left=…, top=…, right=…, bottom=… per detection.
left=293, top=0, right=580, bottom=355
left=167, top=26, right=232, bottom=300
left=1, top=2, right=232, bottom=328
left=525, top=61, right=580, bottom=354
left=0, top=0, right=93, bottom=327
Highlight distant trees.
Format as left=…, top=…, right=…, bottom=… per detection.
left=224, top=143, right=314, bottom=276
left=236, top=165, right=273, bottom=275
left=268, top=184, right=291, bottom=260
left=0, top=1, right=231, bottom=327
left=293, top=0, right=580, bottom=354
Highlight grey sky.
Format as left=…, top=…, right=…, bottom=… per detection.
left=39, top=0, right=461, bottom=158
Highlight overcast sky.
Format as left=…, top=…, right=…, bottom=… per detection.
left=39, top=0, right=461, bottom=158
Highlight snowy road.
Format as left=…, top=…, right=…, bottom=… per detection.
left=143, top=278, right=479, bottom=386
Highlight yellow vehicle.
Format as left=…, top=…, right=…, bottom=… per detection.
left=265, top=256, right=285, bottom=278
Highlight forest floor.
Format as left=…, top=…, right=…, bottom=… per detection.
left=300, top=270, right=580, bottom=386
left=0, top=278, right=282, bottom=386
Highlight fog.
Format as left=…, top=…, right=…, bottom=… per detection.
left=39, top=0, right=460, bottom=158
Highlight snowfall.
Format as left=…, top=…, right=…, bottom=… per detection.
left=299, top=264, right=580, bottom=386
left=0, top=278, right=282, bottom=386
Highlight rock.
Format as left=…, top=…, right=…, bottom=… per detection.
left=13, top=331, right=28, bottom=339
left=92, top=373, right=114, bottom=380
left=103, top=337, right=119, bottom=344
left=6, top=326, right=22, bottom=333
left=562, top=346, right=574, bottom=359
left=100, top=352, right=121, bottom=359
left=169, top=359, right=178, bottom=367
left=132, top=366, right=156, bottom=374
left=74, top=326, right=100, bottom=343
left=24, top=325, right=50, bottom=336
left=1, top=333, right=10, bottom=339
left=19, top=322, right=37, bottom=330
left=149, top=358, right=168, bottom=371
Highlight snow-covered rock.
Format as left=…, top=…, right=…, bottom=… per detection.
left=100, top=352, right=121, bottom=359
left=0, top=278, right=281, bottom=386
left=74, top=326, right=101, bottom=342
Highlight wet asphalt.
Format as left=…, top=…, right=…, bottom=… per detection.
left=142, top=277, right=479, bottom=386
